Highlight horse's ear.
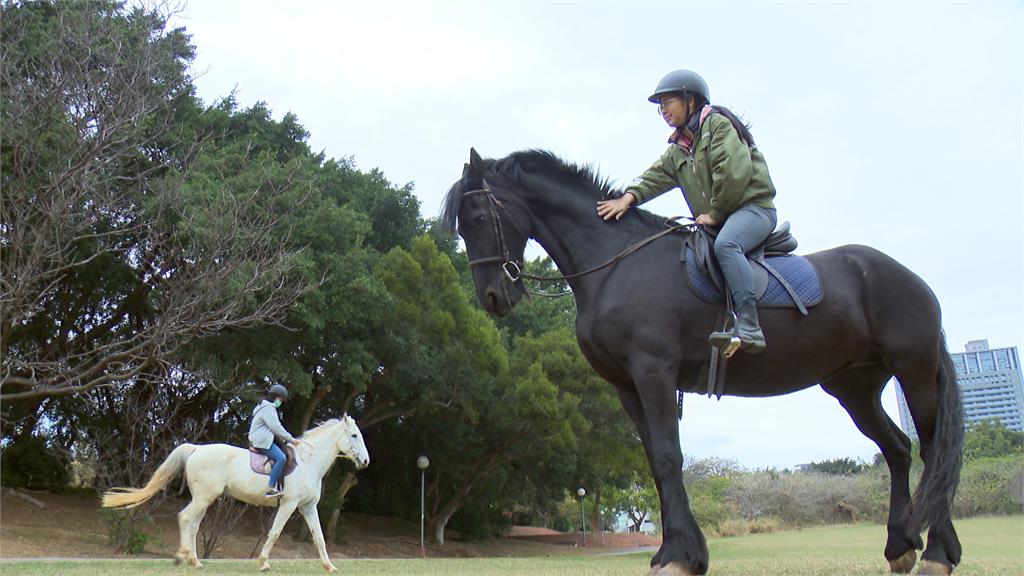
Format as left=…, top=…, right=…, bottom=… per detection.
left=468, top=148, right=485, bottom=180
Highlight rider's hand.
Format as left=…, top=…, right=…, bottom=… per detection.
left=596, top=193, right=636, bottom=221
left=695, top=213, right=719, bottom=226
left=290, top=439, right=301, bottom=446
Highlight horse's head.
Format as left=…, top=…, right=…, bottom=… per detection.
left=336, top=415, right=369, bottom=469
left=442, top=148, right=529, bottom=316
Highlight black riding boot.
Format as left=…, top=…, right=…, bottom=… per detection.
left=735, top=303, right=766, bottom=353
left=709, top=303, right=767, bottom=354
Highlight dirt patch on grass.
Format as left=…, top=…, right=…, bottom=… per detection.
left=0, top=490, right=657, bottom=560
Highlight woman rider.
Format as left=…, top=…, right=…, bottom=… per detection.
left=248, top=384, right=301, bottom=497
left=597, top=69, right=778, bottom=353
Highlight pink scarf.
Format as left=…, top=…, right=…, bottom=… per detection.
left=669, top=105, right=714, bottom=153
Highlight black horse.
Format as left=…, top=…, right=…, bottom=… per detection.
left=443, top=149, right=963, bottom=576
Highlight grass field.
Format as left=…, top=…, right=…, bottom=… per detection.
left=1, top=516, right=1020, bottom=575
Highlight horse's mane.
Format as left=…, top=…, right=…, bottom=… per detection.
left=301, top=418, right=345, bottom=440
left=494, top=149, right=615, bottom=199
left=441, top=149, right=667, bottom=234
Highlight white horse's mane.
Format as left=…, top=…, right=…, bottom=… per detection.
left=294, top=417, right=351, bottom=461
left=302, top=417, right=345, bottom=439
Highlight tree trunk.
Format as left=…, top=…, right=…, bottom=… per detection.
left=324, top=472, right=359, bottom=543
left=428, top=488, right=469, bottom=546
left=589, top=485, right=602, bottom=535
left=298, top=382, right=331, bottom=433
left=630, top=510, right=647, bottom=532
left=426, top=450, right=509, bottom=545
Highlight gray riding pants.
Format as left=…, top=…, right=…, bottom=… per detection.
left=713, top=204, right=778, bottom=310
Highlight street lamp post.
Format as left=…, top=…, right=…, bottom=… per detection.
left=417, top=455, right=430, bottom=557
left=577, top=487, right=587, bottom=547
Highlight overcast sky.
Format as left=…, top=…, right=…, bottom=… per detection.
left=171, top=1, right=1023, bottom=469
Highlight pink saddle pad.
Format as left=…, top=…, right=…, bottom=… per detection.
left=249, top=445, right=298, bottom=477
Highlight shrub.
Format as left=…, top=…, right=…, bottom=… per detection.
left=726, top=470, right=887, bottom=527
left=953, top=455, right=1024, bottom=517
left=0, top=435, right=70, bottom=491
left=688, top=476, right=736, bottom=531
left=717, top=518, right=750, bottom=538
left=99, top=508, right=153, bottom=555
left=715, top=516, right=783, bottom=538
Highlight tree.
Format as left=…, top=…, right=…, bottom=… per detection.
left=963, top=419, right=1024, bottom=461
left=1, top=1, right=307, bottom=410
left=605, top=473, right=659, bottom=532
left=801, top=457, right=866, bottom=476
left=510, top=328, right=644, bottom=535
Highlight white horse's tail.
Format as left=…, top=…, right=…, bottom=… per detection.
left=101, top=443, right=198, bottom=509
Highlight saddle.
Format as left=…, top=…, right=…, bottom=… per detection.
left=249, top=443, right=298, bottom=488
left=680, top=221, right=822, bottom=314
left=678, top=222, right=823, bottom=401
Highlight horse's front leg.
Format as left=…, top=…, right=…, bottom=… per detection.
left=635, top=362, right=707, bottom=575
left=617, top=375, right=707, bottom=576
left=299, top=500, right=337, bottom=573
left=258, top=499, right=299, bottom=572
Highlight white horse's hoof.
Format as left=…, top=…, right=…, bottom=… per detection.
left=323, top=562, right=338, bottom=573
left=258, top=556, right=271, bottom=572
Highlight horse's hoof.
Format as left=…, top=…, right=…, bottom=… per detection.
left=655, top=562, right=699, bottom=576
left=889, top=550, right=917, bottom=573
left=323, top=563, right=338, bottom=573
left=916, top=560, right=952, bottom=576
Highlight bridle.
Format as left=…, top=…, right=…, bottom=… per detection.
left=463, top=182, right=528, bottom=283
left=461, top=182, right=690, bottom=296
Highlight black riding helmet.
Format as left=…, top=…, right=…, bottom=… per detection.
left=648, top=69, right=710, bottom=104
left=268, top=384, right=289, bottom=401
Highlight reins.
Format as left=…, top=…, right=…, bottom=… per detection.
left=463, top=184, right=691, bottom=298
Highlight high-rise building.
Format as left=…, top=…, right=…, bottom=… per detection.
left=895, top=340, right=1024, bottom=439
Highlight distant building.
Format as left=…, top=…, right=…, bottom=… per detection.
left=895, top=340, right=1024, bottom=439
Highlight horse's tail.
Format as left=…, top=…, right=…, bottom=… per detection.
left=912, top=329, right=964, bottom=530
left=101, top=443, right=198, bottom=509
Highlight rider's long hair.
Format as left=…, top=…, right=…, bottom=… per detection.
left=689, top=92, right=756, bottom=147
left=711, top=104, right=755, bottom=147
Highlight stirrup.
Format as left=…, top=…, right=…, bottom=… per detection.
left=709, top=330, right=742, bottom=359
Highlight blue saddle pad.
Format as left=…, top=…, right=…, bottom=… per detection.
left=683, top=248, right=824, bottom=309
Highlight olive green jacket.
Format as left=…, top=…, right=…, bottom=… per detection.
left=626, top=112, right=776, bottom=223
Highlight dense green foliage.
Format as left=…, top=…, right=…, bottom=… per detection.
left=0, top=0, right=640, bottom=545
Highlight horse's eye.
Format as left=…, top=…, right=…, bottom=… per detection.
left=473, top=214, right=487, bottom=225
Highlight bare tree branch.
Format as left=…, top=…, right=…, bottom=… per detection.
left=1, top=2, right=311, bottom=405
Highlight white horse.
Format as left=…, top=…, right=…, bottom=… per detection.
left=102, top=415, right=369, bottom=572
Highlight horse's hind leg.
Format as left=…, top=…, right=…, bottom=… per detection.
left=258, top=499, right=299, bottom=572
left=822, top=366, right=921, bottom=573
left=893, top=361, right=962, bottom=575
left=176, top=494, right=216, bottom=568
